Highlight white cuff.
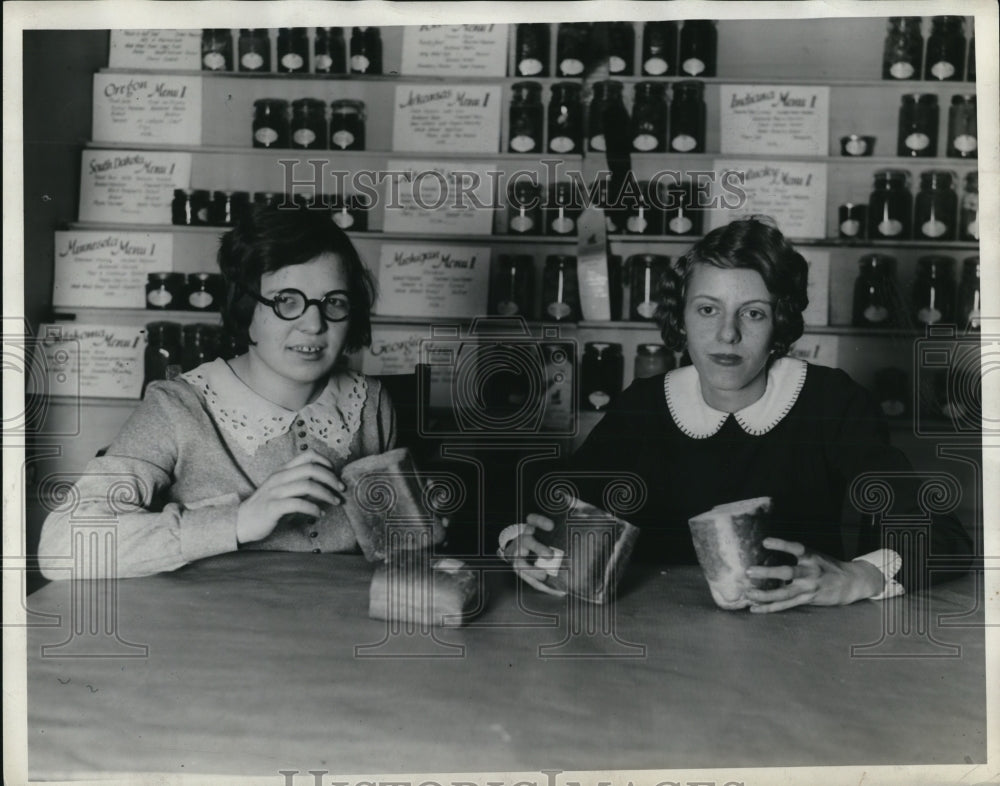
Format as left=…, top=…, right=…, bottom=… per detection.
left=853, top=548, right=905, bottom=600
left=497, top=523, right=530, bottom=559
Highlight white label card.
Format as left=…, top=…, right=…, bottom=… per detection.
left=93, top=73, right=203, bottom=145
left=720, top=85, right=830, bottom=156
left=789, top=334, right=839, bottom=368
left=79, top=150, right=192, bottom=224
left=30, top=324, right=146, bottom=399
left=53, top=231, right=173, bottom=309
left=400, top=25, right=509, bottom=76
left=382, top=159, right=495, bottom=236
left=392, top=84, right=502, bottom=153
left=362, top=326, right=432, bottom=376
left=375, top=244, right=490, bottom=318
left=108, top=29, right=202, bottom=70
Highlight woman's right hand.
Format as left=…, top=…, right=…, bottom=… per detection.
left=236, top=449, right=345, bottom=544
left=501, top=513, right=557, bottom=585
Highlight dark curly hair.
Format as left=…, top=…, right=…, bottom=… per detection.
left=656, top=217, right=809, bottom=358
left=217, top=203, right=377, bottom=353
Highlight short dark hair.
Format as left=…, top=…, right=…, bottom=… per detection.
left=656, top=217, right=809, bottom=358
left=217, top=204, right=377, bottom=353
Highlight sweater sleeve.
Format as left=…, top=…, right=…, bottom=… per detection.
left=376, top=378, right=398, bottom=452
left=37, top=383, right=240, bottom=580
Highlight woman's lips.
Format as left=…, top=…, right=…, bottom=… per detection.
left=709, top=353, right=743, bottom=366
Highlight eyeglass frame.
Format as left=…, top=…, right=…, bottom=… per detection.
left=247, top=287, right=353, bottom=323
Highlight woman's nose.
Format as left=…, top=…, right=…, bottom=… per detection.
left=296, top=302, right=326, bottom=332
left=717, top=313, right=740, bottom=343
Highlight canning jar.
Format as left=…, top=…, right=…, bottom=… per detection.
left=542, top=255, right=580, bottom=321
left=491, top=255, right=535, bottom=317
left=588, top=80, right=626, bottom=153
left=913, top=256, right=956, bottom=326
left=582, top=342, right=623, bottom=412
left=838, top=202, right=868, bottom=239
left=867, top=169, right=912, bottom=239
left=201, top=29, right=233, bottom=71
left=350, top=27, right=382, bottom=74
left=924, top=16, right=965, bottom=81
left=852, top=255, right=899, bottom=327
left=314, top=27, right=346, bottom=74
left=181, top=324, right=219, bottom=373
left=143, top=321, right=183, bottom=394
left=328, top=193, right=369, bottom=231
left=544, top=182, right=580, bottom=236
left=556, top=22, right=591, bottom=77
left=252, top=98, right=289, bottom=148
left=171, top=189, right=211, bottom=225
left=914, top=170, right=957, bottom=241
left=185, top=273, right=223, bottom=311
left=670, top=80, right=706, bottom=152
left=957, top=257, right=980, bottom=331
left=679, top=20, right=717, bottom=77
left=897, top=93, right=939, bottom=157
left=508, top=81, right=544, bottom=153
left=882, top=17, right=923, bottom=80
left=329, top=100, right=365, bottom=150
left=624, top=181, right=662, bottom=235
left=210, top=190, right=250, bottom=226
left=628, top=254, right=670, bottom=320
left=146, top=273, right=185, bottom=310
left=641, top=21, right=678, bottom=76
left=547, top=82, right=583, bottom=154
left=277, top=28, right=309, bottom=73
left=960, top=172, right=978, bottom=241
left=631, top=81, right=667, bottom=152
left=291, top=98, right=327, bottom=150
left=238, top=29, right=271, bottom=72
left=662, top=180, right=702, bottom=235
left=607, top=22, right=635, bottom=76
left=947, top=95, right=977, bottom=158
left=514, top=23, right=549, bottom=77
left=634, top=343, right=674, bottom=379
left=508, top=181, right=542, bottom=235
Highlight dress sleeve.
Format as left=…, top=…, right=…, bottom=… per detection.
left=36, top=383, right=240, bottom=580
left=374, top=378, right=398, bottom=452
left=821, top=369, right=975, bottom=591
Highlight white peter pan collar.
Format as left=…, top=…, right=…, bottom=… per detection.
left=663, top=356, right=808, bottom=439
left=181, top=358, right=367, bottom=458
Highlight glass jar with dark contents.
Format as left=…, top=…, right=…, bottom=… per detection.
left=544, top=182, right=580, bottom=236
left=508, top=81, right=544, bottom=153
left=925, top=16, right=965, bottom=81
left=253, top=98, right=289, bottom=149
left=606, top=22, right=635, bottom=76
left=201, top=29, right=233, bottom=71
left=662, top=180, right=702, bottom=236
left=350, top=27, right=382, bottom=75
left=679, top=20, right=717, bottom=77
left=628, top=254, right=669, bottom=320
left=314, top=27, right=346, bottom=74
left=670, top=80, right=706, bottom=153
left=143, top=321, right=183, bottom=394
left=588, top=80, right=626, bottom=153
left=897, top=93, right=939, bottom=157
left=171, top=189, right=211, bottom=225
left=947, top=95, right=977, bottom=158
left=514, top=23, right=549, bottom=77
left=290, top=98, right=327, bottom=150
left=852, top=255, right=899, bottom=328
left=547, top=82, right=583, bottom=154
left=634, top=343, right=674, bottom=379
left=181, top=324, right=220, bottom=373
left=641, top=21, right=677, bottom=76
left=327, top=193, right=370, bottom=232
left=146, top=273, right=185, bottom=310
left=882, top=17, right=923, bottom=80
left=556, top=22, right=591, bottom=77
left=957, top=256, right=980, bottom=331
left=277, top=28, right=309, bottom=74
left=542, top=255, right=580, bottom=321
left=838, top=202, right=868, bottom=239
left=210, top=190, right=250, bottom=226
left=491, top=254, right=535, bottom=318
left=238, top=29, right=271, bottom=73
left=508, top=181, right=542, bottom=235
left=914, top=170, right=957, bottom=241
left=329, top=100, right=365, bottom=150
left=960, top=172, right=978, bottom=241
left=913, top=256, right=956, bottom=326
left=582, top=342, right=623, bottom=412
left=624, top=181, right=662, bottom=235
left=867, top=169, right=912, bottom=240
left=185, top=273, right=223, bottom=312
left=631, top=81, right=667, bottom=153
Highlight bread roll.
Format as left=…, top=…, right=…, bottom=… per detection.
left=368, top=555, right=483, bottom=627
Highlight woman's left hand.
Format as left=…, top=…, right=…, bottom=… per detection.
left=743, top=537, right=885, bottom=613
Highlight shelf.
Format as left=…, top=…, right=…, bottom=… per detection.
left=51, top=308, right=222, bottom=326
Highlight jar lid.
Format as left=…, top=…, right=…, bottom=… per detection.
left=315, top=27, right=344, bottom=35
left=887, top=16, right=922, bottom=27
left=330, top=99, right=365, bottom=113
left=873, top=168, right=909, bottom=184
left=551, top=81, right=583, bottom=99
left=278, top=27, right=308, bottom=35
left=292, top=98, right=327, bottom=112
left=145, top=321, right=183, bottom=342
left=148, top=272, right=185, bottom=283
left=592, top=80, right=625, bottom=100
left=239, top=29, right=266, bottom=34
left=187, top=272, right=217, bottom=283
left=204, top=28, right=231, bottom=36
left=637, top=343, right=667, bottom=355
left=545, top=254, right=577, bottom=266
left=920, top=170, right=955, bottom=189
left=253, top=98, right=289, bottom=110
left=511, top=81, right=543, bottom=101
left=917, top=255, right=955, bottom=275
left=634, top=80, right=667, bottom=98
left=859, top=254, right=897, bottom=273
left=626, top=253, right=670, bottom=266
left=931, top=15, right=965, bottom=27
left=951, top=94, right=976, bottom=105
left=191, top=189, right=211, bottom=199
left=585, top=342, right=622, bottom=355
left=673, top=80, right=706, bottom=95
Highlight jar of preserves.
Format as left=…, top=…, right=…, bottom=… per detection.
left=588, top=80, right=626, bottom=153
left=915, top=170, right=958, bottom=241
left=514, top=23, right=549, bottom=77
left=252, top=98, right=289, bottom=149
left=662, top=180, right=702, bottom=235
left=607, top=22, right=635, bottom=76
left=641, top=21, right=677, bottom=76
left=628, top=254, right=669, bottom=320
left=960, top=172, right=978, bottom=241
left=542, top=255, right=580, bottom=321
left=327, top=193, right=370, bottom=231
left=925, top=16, right=965, bottom=81
left=556, top=22, right=591, bottom=76
left=679, top=20, right=717, bottom=77
left=547, top=82, right=583, bottom=154
left=253, top=191, right=289, bottom=209
left=491, top=255, right=535, bottom=317
left=631, top=81, right=667, bottom=152
left=947, top=95, right=977, bottom=158
left=882, top=17, right=923, bottom=80
left=913, top=256, right=956, bottom=326
left=146, top=273, right=185, bottom=310
left=897, top=93, right=939, bottom=157
left=868, top=169, right=912, bottom=240
left=181, top=324, right=220, bottom=373
left=185, top=273, right=223, bottom=312
left=669, top=80, right=706, bottom=152
left=277, top=28, right=309, bottom=73
left=201, top=29, right=233, bottom=71
left=545, top=182, right=580, bottom=236
left=508, top=181, right=541, bottom=235
left=171, top=189, right=211, bottom=225
left=291, top=98, right=327, bottom=150
left=508, top=81, right=544, bottom=153
left=329, top=100, right=365, bottom=150
left=350, top=27, right=382, bottom=75
left=624, top=181, right=662, bottom=235
left=957, top=256, right=980, bottom=331
left=314, top=27, right=346, bottom=74
left=634, top=343, right=674, bottom=379
left=238, top=29, right=271, bottom=73
left=143, top=321, right=183, bottom=394
left=582, top=342, right=623, bottom=412
left=852, top=255, right=899, bottom=328
left=210, top=190, right=250, bottom=226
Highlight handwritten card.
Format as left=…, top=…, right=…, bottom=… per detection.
left=720, top=85, right=830, bottom=156
left=361, top=326, right=431, bottom=376
left=30, top=324, right=146, bottom=399
left=93, top=73, right=203, bottom=145
left=789, top=334, right=839, bottom=369
left=382, top=159, right=495, bottom=236
left=375, top=243, right=490, bottom=318
left=79, top=150, right=192, bottom=224
left=400, top=25, right=509, bottom=76
left=708, top=159, right=828, bottom=239
left=53, top=231, right=173, bottom=309
left=392, top=84, right=502, bottom=153
left=108, top=29, right=202, bottom=70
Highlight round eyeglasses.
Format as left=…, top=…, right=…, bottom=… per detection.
left=250, top=288, right=352, bottom=322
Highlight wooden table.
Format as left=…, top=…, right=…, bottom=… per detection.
left=26, top=553, right=986, bottom=778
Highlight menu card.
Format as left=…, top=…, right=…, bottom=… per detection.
left=375, top=243, right=490, bottom=318
left=53, top=231, right=173, bottom=309
left=108, top=29, right=202, bottom=70
left=93, top=73, right=203, bottom=145
left=79, top=150, right=192, bottom=224
left=400, top=25, right=509, bottom=76
left=382, top=159, right=495, bottom=235
left=392, top=84, right=502, bottom=153
left=29, top=324, right=146, bottom=399
left=361, top=326, right=429, bottom=376
left=720, top=85, right=830, bottom=156
left=708, top=159, right=828, bottom=239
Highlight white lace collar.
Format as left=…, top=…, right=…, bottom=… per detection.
left=663, top=357, right=808, bottom=439
left=181, top=358, right=367, bottom=458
